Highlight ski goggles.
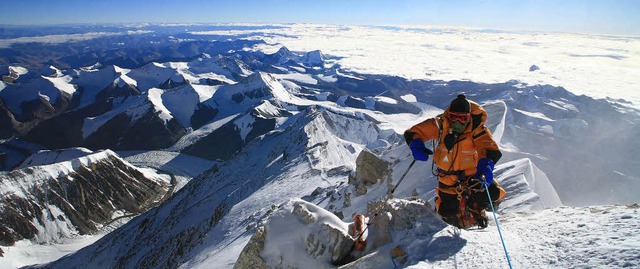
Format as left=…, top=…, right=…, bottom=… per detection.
left=448, top=111, right=471, bottom=123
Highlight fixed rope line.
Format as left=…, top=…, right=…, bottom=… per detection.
left=484, top=181, right=513, bottom=269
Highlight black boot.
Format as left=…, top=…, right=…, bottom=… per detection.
left=441, top=215, right=461, bottom=228
left=473, top=210, right=488, bottom=228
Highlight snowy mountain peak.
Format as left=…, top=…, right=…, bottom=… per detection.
left=188, top=54, right=252, bottom=80
left=235, top=72, right=292, bottom=103
left=276, top=46, right=295, bottom=58
left=304, top=50, right=326, bottom=66
left=8, top=66, right=28, bottom=77
left=0, top=149, right=169, bottom=246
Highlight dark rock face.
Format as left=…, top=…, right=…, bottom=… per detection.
left=85, top=110, right=187, bottom=150
left=0, top=99, right=16, bottom=139
left=355, top=149, right=391, bottom=185
left=183, top=110, right=280, bottom=161
left=190, top=103, right=219, bottom=130
left=183, top=116, right=277, bottom=161
left=24, top=101, right=187, bottom=151
left=94, top=81, right=141, bottom=101
left=182, top=122, right=243, bottom=161
left=22, top=109, right=86, bottom=149
left=0, top=152, right=168, bottom=246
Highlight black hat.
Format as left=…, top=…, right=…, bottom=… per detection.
left=449, top=94, right=470, bottom=113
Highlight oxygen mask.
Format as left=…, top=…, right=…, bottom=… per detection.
left=450, top=121, right=467, bottom=135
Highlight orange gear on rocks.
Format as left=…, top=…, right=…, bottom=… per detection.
left=348, top=214, right=367, bottom=251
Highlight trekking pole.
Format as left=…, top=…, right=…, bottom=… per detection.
left=390, top=159, right=416, bottom=194
left=362, top=159, right=416, bottom=235
left=483, top=179, right=513, bottom=269
left=367, top=159, right=416, bottom=226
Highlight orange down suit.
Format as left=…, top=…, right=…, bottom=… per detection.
left=404, top=100, right=505, bottom=214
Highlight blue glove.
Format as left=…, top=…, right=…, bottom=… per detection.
left=475, top=158, right=495, bottom=185
left=409, top=139, right=433, bottom=161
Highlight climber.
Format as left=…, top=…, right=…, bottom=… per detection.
left=347, top=214, right=368, bottom=252
left=404, top=94, right=506, bottom=229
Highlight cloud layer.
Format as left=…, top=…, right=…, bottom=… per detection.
left=197, top=24, right=640, bottom=108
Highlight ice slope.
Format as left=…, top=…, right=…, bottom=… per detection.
left=494, top=158, right=562, bottom=212
left=405, top=204, right=640, bottom=269
left=117, top=150, right=217, bottom=191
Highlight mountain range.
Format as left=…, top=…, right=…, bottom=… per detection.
left=0, top=25, right=638, bottom=268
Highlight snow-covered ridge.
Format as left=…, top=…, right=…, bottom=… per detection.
left=0, top=149, right=165, bottom=197
left=16, top=147, right=93, bottom=169
left=304, top=108, right=391, bottom=170
left=0, top=149, right=169, bottom=247
left=495, top=158, right=563, bottom=212
left=0, top=75, right=75, bottom=120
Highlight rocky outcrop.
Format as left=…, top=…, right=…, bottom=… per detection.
left=355, top=149, right=390, bottom=185
left=350, top=149, right=392, bottom=196
left=234, top=226, right=269, bottom=269
left=334, top=199, right=444, bottom=268
left=235, top=200, right=355, bottom=268
left=235, top=199, right=441, bottom=269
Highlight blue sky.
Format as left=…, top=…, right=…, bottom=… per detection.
left=1, top=0, right=638, bottom=35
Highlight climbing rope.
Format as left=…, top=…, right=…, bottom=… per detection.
left=483, top=181, right=513, bottom=269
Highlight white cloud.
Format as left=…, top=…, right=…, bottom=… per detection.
left=194, top=24, right=640, bottom=108
left=0, top=30, right=153, bottom=49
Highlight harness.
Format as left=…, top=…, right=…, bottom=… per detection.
left=453, top=176, right=485, bottom=228
left=432, top=114, right=486, bottom=228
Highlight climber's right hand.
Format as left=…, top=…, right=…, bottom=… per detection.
left=409, top=139, right=432, bottom=161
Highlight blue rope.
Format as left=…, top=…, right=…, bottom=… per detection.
left=484, top=182, right=513, bottom=269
